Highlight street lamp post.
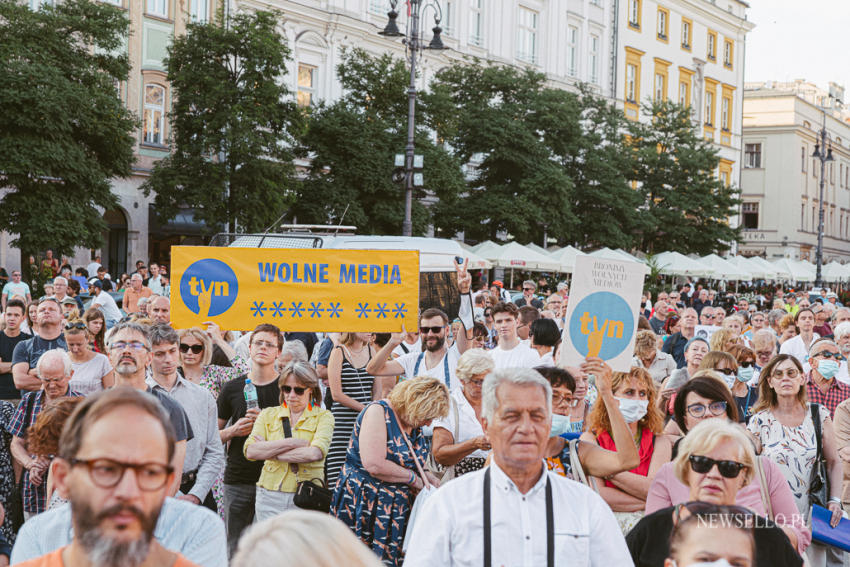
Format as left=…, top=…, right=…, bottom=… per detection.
left=379, top=0, right=445, bottom=237
left=812, top=112, right=834, bottom=289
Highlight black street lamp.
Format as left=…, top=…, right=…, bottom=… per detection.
left=812, top=112, right=834, bottom=289
left=379, top=0, right=446, bottom=237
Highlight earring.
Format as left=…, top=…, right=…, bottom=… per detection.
left=308, top=400, right=313, bottom=411
left=282, top=400, right=287, bottom=409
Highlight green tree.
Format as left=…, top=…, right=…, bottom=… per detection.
left=427, top=63, right=576, bottom=243
left=0, top=0, right=136, bottom=271
left=628, top=99, right=741, bottom=254
left=291, top=48, right=465, bottom=235
left=143, top=10, right=302, bottom=234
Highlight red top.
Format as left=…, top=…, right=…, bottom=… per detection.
left=596, top=427, right=655, bottom=488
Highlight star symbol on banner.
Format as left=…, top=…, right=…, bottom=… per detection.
left=308, top=302, right=324, bottom=318
left=250, top=301, right=267, bottom=317
left=290, top=302, right=304, bottom=318
left=327, top=302, right=343, bottom=318
left=356, top=303, right=371, bottom=318
left=375, top=302, right=389, bottom=318
left=393, top=303, right=407, bottom=318
left=270, top=301, right=286, bottom=318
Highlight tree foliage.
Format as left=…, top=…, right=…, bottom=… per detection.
left=143, top=10, right=302, bottom=234
left=0, top=0, right=136, bottom=263
left=628, top=99, right=741, bottom=254
left=291, top=48, right=466, bottom=235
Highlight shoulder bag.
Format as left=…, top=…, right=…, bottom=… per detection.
left=277, top=414, right=332, bottom=512
left=809, top=403, right=829, bottom=509
left=426, top=396, right=461, bottom=483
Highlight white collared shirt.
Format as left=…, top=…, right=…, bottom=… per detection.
left=403, top=461, right=633, bottom=567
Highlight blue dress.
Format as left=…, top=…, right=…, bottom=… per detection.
left=330, top=400, right=428, bottom=567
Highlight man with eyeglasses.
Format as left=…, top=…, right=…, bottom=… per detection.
left=7, top=350, right=82, bottom=520
left=217, top=323, right=283, bottom=557
left=12, top=297, right=67, bottom=393
left=146, top=325, right=223, bottom=513
left=1, top=269, right=31, bottom=311
left=11, top=387, right=213, bottom=567
left=698, top=307, right=715, bottom=326
left=107, top=322, right=193, bottom=497
left=514, top=280, right=544, bottom=309
left=805, top=340, right=850, bottom=419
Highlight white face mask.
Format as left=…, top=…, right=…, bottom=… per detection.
left=616, top=397, right=649, bottom=423
left=721, top=372, right=737, bottom=390
left=550, top=413, right=572, bottom=437
left=672, top=560, right=734, bottom=567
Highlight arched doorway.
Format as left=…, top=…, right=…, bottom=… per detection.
left=103, top=209, right=128, bottom=276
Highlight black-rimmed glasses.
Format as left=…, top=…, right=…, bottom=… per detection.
left=179, top=343, right=204, bottom=354
left=689, top=455, right=748, bottom=479
left=67, top=457, right=173, bottom=491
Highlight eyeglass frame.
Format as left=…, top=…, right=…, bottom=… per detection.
left=108, top=341, right=150, bottom=352
left=65, top=457, right=174, bottom=491
left=686, top=400, right=728, bottom=418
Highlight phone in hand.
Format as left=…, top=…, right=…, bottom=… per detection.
left=455, top=256, right=465, bottom=265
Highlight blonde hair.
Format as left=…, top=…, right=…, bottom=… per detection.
left=709, top=329, right=737, bottom=352
left=634, top=330, right=658, bottom=357
left=673, top=419, right=755, bottom=487
left=388, top=376, right=449, bottom=426
left=455, top=348, right=494, bottom=382
left=178, top=327, right=213, bottom=366
left=232, top=510, right=383, bottom=567
left=339, top=332, right=365, bottom=347
left=587, top=367, right=664, bottom=435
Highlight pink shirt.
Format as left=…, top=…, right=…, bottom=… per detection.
left=646, top=459, right=811, bottom=554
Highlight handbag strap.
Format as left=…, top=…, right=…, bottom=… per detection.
left=812, top=403, right=825, bottom=464
left=389, top=405, right=432, bottom=489
left=755, top=456, right=773, bottom=521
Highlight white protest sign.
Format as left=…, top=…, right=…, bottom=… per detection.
left=694, top=325, right=721, bottom=343
left=559, top=255, right=645, bottom=372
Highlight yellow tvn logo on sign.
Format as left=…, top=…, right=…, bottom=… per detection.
left=171, top=246, right=420, bottom=332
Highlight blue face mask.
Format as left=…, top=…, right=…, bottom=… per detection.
left=818, top=359, right=840, bottom=380
left=550, top=413, right=572, bottom=437
left=737, top=366, right=754, bottom=383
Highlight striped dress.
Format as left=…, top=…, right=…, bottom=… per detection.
left=325, top=345, right=375, bottom=488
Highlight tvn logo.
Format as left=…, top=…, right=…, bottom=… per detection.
left=179, top=259, right=239, bottom=317
left=568, top=291, right=634, bottom=359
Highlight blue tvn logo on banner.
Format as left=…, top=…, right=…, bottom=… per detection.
left=568, top=291, right=635, bottom=359
left=179, top=259, right=239, bottom=317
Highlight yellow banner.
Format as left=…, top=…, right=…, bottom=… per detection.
left=170, top=246, right=420, bottom=332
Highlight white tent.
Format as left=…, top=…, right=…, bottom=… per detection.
left=471, top=240, right=502, bottom=257
left=549, top=245, right=584, bottom=273
left=652, top=251, right=715, bottom=277
left=699, top=254, right=751, bottom=280
left=460, top=249, right=493, bottom=270
left=744, top=256, right=784, bottom=280
left=822, top=261, right=849, bottom=283
left=771, top=258, right=815, bottom=282
left=725, top=256, right=774, bottom=280
left=479, top=242, right=561, bottom=272
left=588, top=247, right=643, bottom=263
left=525, top=243, right=553, bottom=257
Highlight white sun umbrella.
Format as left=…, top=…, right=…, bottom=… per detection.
left=549, top=245, right=584, bottom=273
left=821, top=261, right=848, bottom=283
left=525, top=242, right=553, bottom=256
left=652, top=251, right=715, bottom=277
left=726, top=256, right=771, bottom=280
left=460, top=249, right=492, bottom=270
left=589, top=247, right=642, bottom=263
left=471, top=240, right=502, bottom=256
left=699, top=254, right=751, bottom=281
left=479, top=242, right=563, bottom=288
left=771, top=258, right=814, bottom=282
left=744, top=256, right=783, bottom=280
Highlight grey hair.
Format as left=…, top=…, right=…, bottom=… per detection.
left=835, top=322, right=850, bottom=342
left=522, top=280, right=536, bottom=290
left=767, top=309, right=787, bottom=326
left=455, top=348, right=495, bottom=382
left=52, top=276, right=68, bottom=285
left=809, top=338, right=839, bottom=358
left=148, top=324, right=179, bottom=347
left=280, top=361, right=319, bottom=389
left=833, top=308, right=850, bottom=324
left=106, top=321, right=151, bottom=349
left=130, top=273, right=143, bottom=281
left=279, top=340, right=308, bottom=363
left=481, top=368, right=552, bottom=422
left=36, top=348, right=72, bottom=378
left=557, top=282, right=568, bottom=291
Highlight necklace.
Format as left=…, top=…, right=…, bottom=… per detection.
left=632, top=426, right=642, bottom=449
left=348, top=344, right=367, bottom=355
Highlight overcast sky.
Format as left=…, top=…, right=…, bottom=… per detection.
left=745, top=0, right=850, bottom=99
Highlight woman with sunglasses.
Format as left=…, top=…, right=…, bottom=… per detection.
left=727, top=345, right=760, bottom=423
left=63, top=319, right=113, bottom=395
left=82, top=308, right=106, bottom=353
left=696, top=350, right=739, bottom=391
left=177, top=324, right=249, bottom=398
left=244, top=362, right=333, bottom=521
left=747, top=353, right=843, bottom=566
left=627, top=419, right=803, bottom=567
left=431, top=349, right=493, bottom=479
left=649, top=374, right=810, bottom=554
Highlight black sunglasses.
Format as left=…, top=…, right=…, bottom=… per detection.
left=689, top=455, right=748, bottom=478
left=281, top=385, right=307, bottom=395
left=420, top=326, right=444, bottom=335
left=179, top=343, right=204, bottom=354
left=714, top=367, right=736, bottom=376
left=817, top=351, right=846, bottom=361
left=64, top=322, right=86, bottom=330
left=738, top=361, right=754, bottom=368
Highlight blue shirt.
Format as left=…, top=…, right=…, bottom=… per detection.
left=10, top=497, right=226, bottom=567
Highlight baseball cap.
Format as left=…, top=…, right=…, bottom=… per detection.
left=60, top=297, right=77, bottom=306
left=493, top=280, right=504, bottom=288
left=90, top=280, right=103, bottom=289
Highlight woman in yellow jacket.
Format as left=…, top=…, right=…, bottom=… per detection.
left=245, top=361, right=335, bottom=521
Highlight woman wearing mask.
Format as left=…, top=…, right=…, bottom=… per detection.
left=581, top=367, right=671, bottom=533
left=833, top=321, right=850, bottom=383
left=697, top=351, right=739, bottom=389
left=647, top=375, right=810, bottom=555
left=539, top=361, right=640, bottom=480
left=727, top=345, right=760, bottom=423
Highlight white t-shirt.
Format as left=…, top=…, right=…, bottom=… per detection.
left=91, top=291, right=122, bottom=321
left=392, top=338, right=421, bottom=358
left=490, top=342, right=541, bottom=369
left=70, top=353, right=112, bottom=396
left=537, top=351, right=555, bottom=367
left=396, top=345, right=460, bottom=390
left=432, top=387, right=488, bottom=459
left=779, top=333, right=820, bottom=373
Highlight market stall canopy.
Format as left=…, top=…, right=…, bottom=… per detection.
left=822, top=261, right=849, bottom=283
left=470, top=240, right=503, bottom=257
left=549, top=245, right=584, bottom=273
left=588, top=247, right=643, bottom=263
left=771, top=258, right=814, bottom=282
left=741, top=256, right=782, bottom=280
left=699, top=254, right=751, bottom=280
left=480, top=242, right=562, bottom=272
left=525, top=243, right=553, bottom=256
left=652, top=251, right=715, bottom=277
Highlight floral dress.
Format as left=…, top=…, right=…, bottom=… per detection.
left=0, top=401, right=17, bottom=546
left=186, top=355, right=250, bottom=518
left=747, top=405, right=826, bottom=515
left=330, top=400, right=428, bottom=567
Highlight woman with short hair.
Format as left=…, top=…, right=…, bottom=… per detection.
left=331, top=377, right=448, bottom=567
left=696, top=350, right=739, bottom=389
left=178, top=324, right=249, bottom=397
left=664, top=337, right=710, bottom=391
left=633, top=330, right=677, bottom=385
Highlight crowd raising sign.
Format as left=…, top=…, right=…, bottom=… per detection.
left=170, top=246, right=420, bottom=331
left=560, top=255, right=645, bottom=372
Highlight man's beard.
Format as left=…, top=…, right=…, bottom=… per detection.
left=425, top=334, right=445, bottom=352
left=115, top=359, right=138, bottom=376
left=73, top=499, right=160, bottom=567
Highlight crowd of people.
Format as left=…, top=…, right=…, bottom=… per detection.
left=1, top=253, right=850, bottom=566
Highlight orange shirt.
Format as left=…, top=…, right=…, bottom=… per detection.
left=122, top=286, right=153, bottom=313
left=14, top=547, right=200, bottom=567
